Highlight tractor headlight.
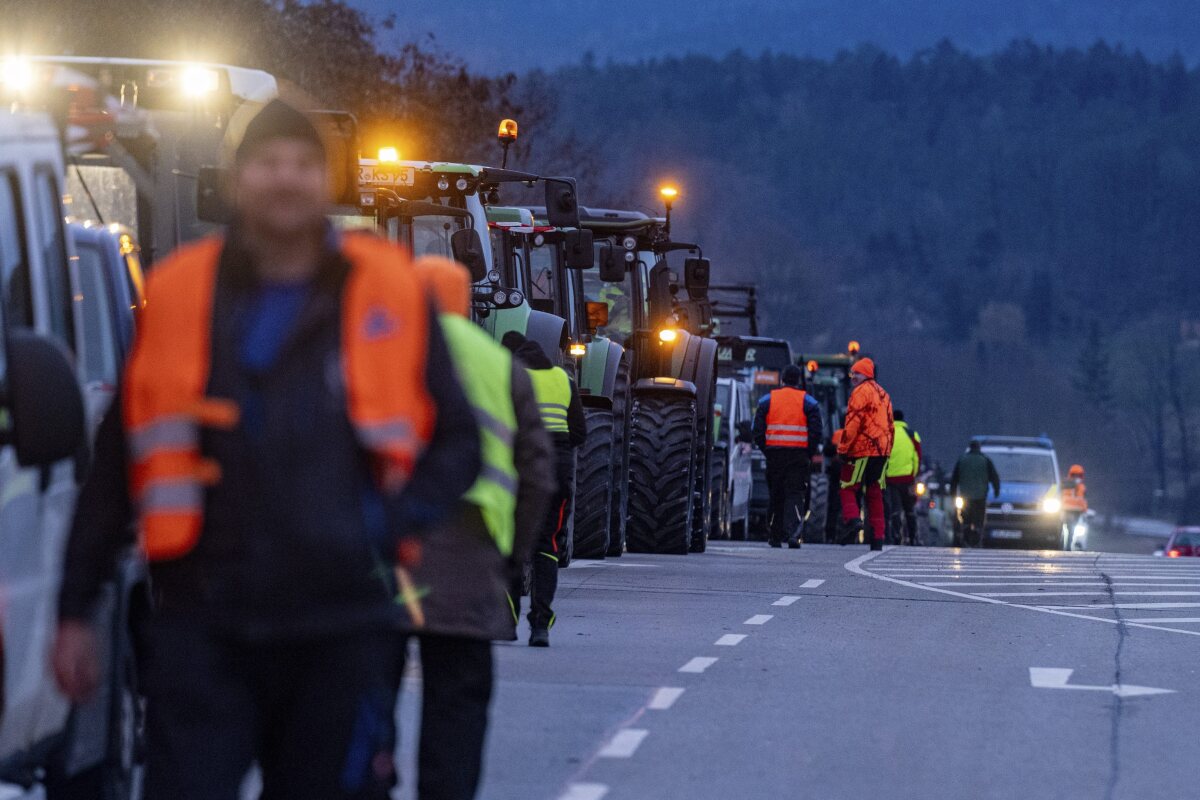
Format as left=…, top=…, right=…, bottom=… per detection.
left=658, top=328, right=678, bottom=343
left=569, top=342, right=587, bottom=357
left=954, top=496, right=964, bottom=511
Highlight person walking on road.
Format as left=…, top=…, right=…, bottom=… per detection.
left=411, top=257, right=555, bottom=800
left=503, top=333, right=587, bottom=647
left=885, top=409, right=923, bottom=546
left=752, top=363, right=823, bottom=548
left=950, top=440, right=1002, bottom=547
left=52, top=100, right=481, bottom=800
left=837, top=358, right=894, bottom=550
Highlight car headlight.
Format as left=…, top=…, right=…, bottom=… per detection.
left=915, top=482, right=927, bottom=497
left=954, top=496, right=964, bottom=510
left=1041, top=497, right=1062, bottom=514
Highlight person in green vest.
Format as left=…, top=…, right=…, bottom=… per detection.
left=950, top=440, right=1002, bottom=548
left=412, top=257, right=555, bottom=800
left=885, top=409, right=923, bottom=545
left=502, top=331, right=587, bottom=647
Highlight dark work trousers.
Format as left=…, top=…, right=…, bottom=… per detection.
left=142, top=619, right=400, bottom=800
left=886, top=482, right=919, bottom=545
left=512, top=444, right=574, bottom=630
left=840, top=456, right=888, bottom=542
left=765, top=448, right=810, bottom=544
left=398, top=635, right=494, bottom=800
left=959, top=498, right=988, bottom=547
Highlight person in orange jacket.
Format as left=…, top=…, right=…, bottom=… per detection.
left=1062, top=463, right=1088, bottom=535
left=837, top=357, right=894, bottom=550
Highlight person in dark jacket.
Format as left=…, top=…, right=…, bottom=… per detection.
left=408, top=258, right=555, bottom=800
left=950, top=440, right=1001, bottom=547
left=751, top=364, right=824, bottom=548
left=503, top=333, right=586, bottom=646
left=52, top=100, right=481, bottom=800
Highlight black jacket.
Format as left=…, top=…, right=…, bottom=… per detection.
left=59, top=230, right=480, bottom=639
left=513, top=340, right=587, bottom=449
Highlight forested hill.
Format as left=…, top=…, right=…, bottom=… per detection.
left=519, top=42, right=1200, bottom=516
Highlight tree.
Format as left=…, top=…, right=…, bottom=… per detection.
left=1072, top=321, right=1114, bottom=410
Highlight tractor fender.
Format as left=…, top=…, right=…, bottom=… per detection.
left=525, top=309, right=568, bottom=363
left=579, top=337, right=625, bottom=407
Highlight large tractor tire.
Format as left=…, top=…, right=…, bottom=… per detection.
left=709, top=449, right=730, bottom=540
left=572, top=407, right=615, bottom=559
left=626, top=394, right=696, bottom=554
left=606, top=363, right=632, bottom=557
left=805, top=472, right=829, bottom=544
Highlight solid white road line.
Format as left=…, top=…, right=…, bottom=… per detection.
left=648, top=687, right=685, bottom=710
left=924, top=582, right=1200, bottom=588
left=744, top=614, right=774, bottom=625
left=845, top=551, right=1200, bottom=637
left=560, top=784, right=610, bottom=800
left=715, top=634, right=747, bottom=646
left=679, top=656, right=719, bottom=673
left=978, top=591, right=1200, bottom=597
left=800, top=579, right=825, bottom=589
left=598, top=729, right=649, bottom=758
left=1055, top=602, right=1200, bottom=610
left=773, top=595, right=801, bottom=606
left=1124, top=617, right=1200, bottom=623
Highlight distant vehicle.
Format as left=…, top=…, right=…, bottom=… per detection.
left=1164, top=528, right=1200, bottom=558
left=713, top=377, right=754, bottom=539
left=0, top=110, right=140, bottom=799
left=973, top=436, right=1071, bottom=550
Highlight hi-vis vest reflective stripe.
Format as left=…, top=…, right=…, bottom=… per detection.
left=886, top=421, right=921, bottom=479
left=528, top=366, right=572, bottom=434
left=123, top=233, right=435, bottom=561
left=765, top=387, right=809, bottom=447
left=438, top=313, right=519, bottom=556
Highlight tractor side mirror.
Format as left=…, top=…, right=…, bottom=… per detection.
left=597, top=242, right=626, bottom=283
left=563, top=229, right=594, bottom=269
left=1, top=330, right=86, bottom=466
left=451, top=229, right=488, bottom=282
left=736, top=420, right=753, bottom=444
left=196, top=166, right=233, bottom=225
left=543, top=177, right=580, bottom=229
left=684, top=257, right=711, bottom=297
left=585, top=301, right=609, bottom=333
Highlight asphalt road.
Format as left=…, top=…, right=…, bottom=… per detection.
left=390, top=538, right=1200, bottom=800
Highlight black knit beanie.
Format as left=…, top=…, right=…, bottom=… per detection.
left=235, top=99, right=325, bottom=163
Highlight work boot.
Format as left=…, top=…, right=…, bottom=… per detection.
left=787, top=537, right=801, bottom=549
left=529, top=627, right=550, bottom=647
left=838, top=519, right=863, bottom=545
left=869, top=538, right=883, bottom=551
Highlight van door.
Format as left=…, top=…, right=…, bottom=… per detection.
left=0, top=163, right=70, bottom=757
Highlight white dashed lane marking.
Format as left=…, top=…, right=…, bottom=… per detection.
left=800, top=579, right=825, bottom=589
left=560, top=783, right=609, bottom=800
left=715, top=634, right=747, bottom=646
left=744, top=614, right=774, bottom=625
left=773, top=596, right=801, bottom=606
left=849, top=548, right=1200, bottom=637
left=598, top=729, right=649, bottom=758
left=648, top=687, right=685, bottom=710
left=679, top=657, right=719, bottom=673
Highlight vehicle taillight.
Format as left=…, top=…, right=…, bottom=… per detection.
left=1169, top=549, right=1181, bottom=558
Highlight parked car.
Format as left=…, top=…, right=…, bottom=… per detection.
left=1163, top=527, right=1200, bottom=558
left=713, top=377, right=754, bottom=539
left=0, top=109, right=140, bottom=800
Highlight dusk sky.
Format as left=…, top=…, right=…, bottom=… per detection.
left=348, top=0, right=1200, bottom=73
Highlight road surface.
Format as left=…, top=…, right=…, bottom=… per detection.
left=392, top=541, right=1200, bottom=799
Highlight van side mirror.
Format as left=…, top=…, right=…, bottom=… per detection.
left=563, top=229, right=594, bottom=269
left=1, top=330, right=85, bottom=466
left=196, top=166, right=233, bottom=225
left=451, top=229, right=488, bottom=282
left=684, top=257, right=711, bottom=298
left=597, top=242, right=626, bottom=283
left=585, top=301, right=609, bottom=333
left=543, top=177, right=580, bottom=229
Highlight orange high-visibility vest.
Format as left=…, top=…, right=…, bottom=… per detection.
left=1063, top=480, right=1087, bottom=512
left=123, top=232, right=436, bottom=561
left=765, top=387, right=809, bottom=448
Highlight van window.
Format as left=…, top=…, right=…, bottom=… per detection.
left=0, top=171, right=32, bottom=328
left=33, top=166, right=75, bottom=350
left=74, top=242, right=120, bottom=385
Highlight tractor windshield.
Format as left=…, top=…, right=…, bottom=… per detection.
left=408, top=214, right=466, bottom=259
left=583, top=268, right=634, bottom=339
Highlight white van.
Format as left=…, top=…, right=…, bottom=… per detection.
left=0, top=109, right=137, bottom=798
